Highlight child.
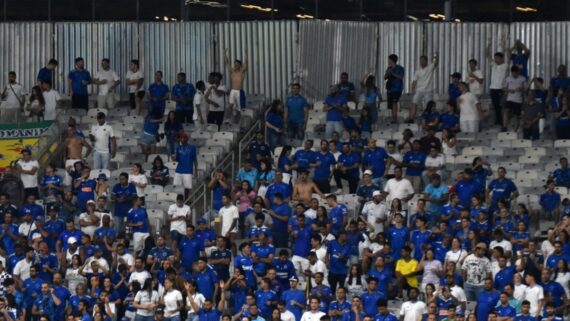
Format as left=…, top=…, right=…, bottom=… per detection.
left=422, top=101, right=441, bottom=131
left=441, top=102, right=460, bottom=133
left=359, top=107, right=372, bottom=137
left=95, top=173, right=109, bottom=198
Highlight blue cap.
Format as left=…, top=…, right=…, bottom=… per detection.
left=198, top=217, right=207, bottom=224
left=97, top=173, right=108, bottom=180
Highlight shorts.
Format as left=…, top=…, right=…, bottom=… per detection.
left=506, top=101, right=522, bottom=116
left=97, top=94, right=117, bottom=109
left=129, top=91, right=145, bottom=109
left=229, top=89, right=242, bottom=109
left=170, top=230, right=184, bottom=244
left=138, top=132, right=156, bottom=146
left=387, top=92, right=402, bottom=109
left=173, top=173, right=193, bottom=189
left=412, top=90, right=433, bottom=107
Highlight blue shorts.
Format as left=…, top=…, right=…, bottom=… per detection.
left=139, top=132, right=156, bottom=145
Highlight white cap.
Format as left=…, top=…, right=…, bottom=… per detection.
left=67, top=236, right=78, bottom=244
left=364, top=169, right=373, bottom=176
left=32, top=233, right=42, bottom=240
left=372, top=190, right=382, bottom=197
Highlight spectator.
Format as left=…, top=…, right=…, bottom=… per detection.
left=267, top=193, right=291, bottom=248
left=164, top=111, right=183, bottom=157
left=461, top=242, right=491, bottom=300
left=522, top=273, right=543, bottom=319
left=89, top=112, right=117, bottom=170
left=421, top=101, right=441, bottom=131
left=552, top=157, right=570, bottom=188
left=167, top=194, right=190, bottom=251
left=292, top=139, right=316, bottom=173
left=265, top=99, right=285, bottom=151
left=399, top=288, right=425, bottom=321
left=67, top=57, right=91, bottom=110
left=208, top=169, right=231, bottom=214
left=324, top=85, right=348, bottom=139
left=384, top=54, right=405, bottom=124
left=172, top=132, right=197, bottom=196
left=205, top=72, right=227, bottom=129
left=16, top=149, right=39, bottom=199
left=285, top=83, right=309, bottom=142
left=503, top=66, right=527, bottom=132
left=457, top=82, right=482, bottom=133
left=410, top=53, right=438, bottom=123
left=360, top=71, right=380, bottom=131
left=129, top=163, right=148, bottom=203
left=540, top=180, right=561, bottom=221
left=467, top=59, right=484, bottom=97
left=441, top=102, right=460, bottom=133
left=126, top=196, right=150, bottom=254
left=486, top=167, right=518, bottom=215
left=333, top=142, right=361, bottom=194
left=548, top=88, right=564, bottom=137
left=37, top=58, right=58, bottom=85
left=147, top=70, right=169, bottom=115
left=486, top=41, right=509, bottom=125
left=111, top=172, right=137, bottom=234
left=194, top=80, right=207, bottom=129
left=150, top=156, right=169, bottom=186
left=247, top=131, right=271, bottom=171
left=475, top=278, right=500, bottom=321
left=313, top=141, right=336, bottom=193
left=139, top=106, right=164, bottom=160
left=554, top=95, right=570, bottom=139
left=26, top=85, right=45, bottom=122
left=508, top=40, right=530, bottom=79
left=93, top=58, right=120, bottom=108
left=448, top=73, right=462, bottom=107
left=126, top=59, right=145, bottom=115
left=402, top=140, right=426, bottom=193
left=422, top=147, right=445, bottom=187
left=171, top=72, right=196, bottom=124
left=520, top=90, right=542, bottom=140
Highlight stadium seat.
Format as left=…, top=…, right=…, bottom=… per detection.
left=190, top=131, right=212, bottom=140
left=313, top=101, right=324, bottom=112
left=87, top=108, right=108, bottom=117
left=462, top=146, right=484, bottom=156
left=511, top=139, right=532, bottom=148
left=554, top=140, right=570, bottom=148
left=525, top=147, right=546, bottom=157
left=518, top=155, right=540, bottom=164
left=516, top=170, right=538, bottom=181
left=157, top=192, right=178, bottom=202
left=555, top=187, right=569, bottom=195
left=497, top=132, right=518, bottom=140
left=491, top=140, right=512, bottom=148
left=144, top=185, right=164, bottom=194
left=89, top=169, right=111, bottom=180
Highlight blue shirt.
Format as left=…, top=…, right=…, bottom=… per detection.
left=329, top=300, right=351, bottom=321
left=476, top=290, right=500, bottom=321
left=455, top=179, right=481, bottom=208
left=179, top=235, right=203, bottom=267
left=175, top=144, right=197, bottom=174
left=234, top=255, right=256, bottom=288
left=251, top=243, right=275, bottom=275
left=292, top=225, right=313, bottom=257
left=550, top=77, right=570, bottom=94
left=236, top=168, right=258, bottom=188
left=271, top=203, right=292, bottom=231
left=23, top=277, right=43, bottom=308
left=281, top=289, right=305, bottom=321
left=112, top=183, right=137, bottom=217
left=38, top=254, right=58, bottom=282
left=34, top=293, right=57, bottom=321
left=361, top=291, right=386, bottom=316
left=313, top=152, right=336, bottom=181
left=553, top=168, right=570, bottom=187
left=143, top=113, right=161, bottom=135
left=325, top=95, right=348, bottom=121
left=58, top=229, right=82, bottom=251
left=210, top=248, right=232, bottom=281
left=292, top=148, right=317, bottom=172
left=148, top=246, right=173, bottom=262
left=542, top=281, right=566, bottom=308
left=53, top=285, right=71, bottom=321
left=171, top=83, right=196, bottom=110
left=127, top=207, right=149, bottom=233
left=488, top=178, right=518, bottom=204
left=327, top=240, right=350, bottom=274
left=40, top=175, right=63, bottom=197
left=496, top=305, right=517, bottom=319
left=330, top=204, right=348, bottom=234
left=164, top=120, right=183, bottom=140
left=68, top=69, right=91, bottom=95
left=286, top=95, right=309, bottom=123
left=38, top=67, right=52, bottom=83
left=248, top=140, right=271, bottom=169
left=495, top=266, right=515, bottom=292
left=255, top=289, right=277, bottom=318
left=148, top=82, right=169, bottom=110
left=194, top=269, right=219, bottom=300
left=375, top=313, right=399, bottom=321
left=386, top=65, right=405, bottom=93
left=338, top=152, right=361, bottom=178
left=448, top=84, right=461, bottom=104
left=541, top=192, right=561, bottom=212
left=0, top=223, right=19, bottom=254
left=411, top=229, right=431, bottom=260
left=515, top=314, right=537, bottom=321
left=76, top=179, right=96, bottom=207
left=19, top=203, right=45, bottom=220
left=265, top=182, right=292, bottom=206
left=388, top=225, right=409, bottom=259
left=198, top=309, right=221, bottom=321
left=441, top=112, right=459, bottom=129
left=310, top=285, right=333, bottom=312
left=512, top=53, right=529, bottom=78
left=337, top=82, right=356, bottom=100
left=362, top=147, right=389, bottom=178
left=369, top=267, right=392, bottom=294
left=272, top=258, right=296, bottom=290
left=403, top=151, right=427, bottom=176
left=266, top=112, right=284, bottom=137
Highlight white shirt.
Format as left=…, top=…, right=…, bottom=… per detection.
left=400, top=300, right=427, bottom=321
left=82, top=256, right=110, bottom=274
left=94, top=69, right=120, bottom=96
left=490, top=62, right=509, bottom=89
left=413, top=63, right=436, bottom=92
left=384, top=177, right=414, bottom=207
left=18, top=222, right=36, bottom=238
left=220, top=204, right=239, bottom=235
left=79, top=212, right=101, bottom=237
left=162, top=289, right=183, bottom=317
left=4, top=82, right=24, bottom=107
left=467, top=69, right=484, bottom=96
left=461, top=254, right=491, bottom=286
left=134, top=290, right=159, bottom=316
left=505, top=75, right=527, bottom=103
left=126, top=70, right=144, bottom=93
left=309, top=260, right=329, bottom=288
left=541, top=240, right=555, bottom=259
left=118, top=253, right=134, bottom=269
left=42, top=89, right=60, bottom=121
left=280, top=310, right=296, bottom=321
left=300, top=310, right=326, bottom=321
left=445, top=249, right=467, bottom=265
left=387, top=152, right=402, bottom=175
left=311, top=247, right=327, bottom=263
left=362, top=200, right=387, bottom=233
left=90, top=123, right=115, bottom=153
left=129, top=173, right=148, bottom=197
left=458, top=92, right=480, bottom=121
left=450, top=285, right=467, bottom=314
left=168, top=204, right=190, bottom=234
left=523, top=284, right=544, bottom=315
left=514, top=283, right=527, bottom=302
left=489, top=239, right=513, bottom=254
left=206, top=84, right=226, bottom=112
left=304, top=208, right=317, bottom=220
left=17, top=159, right=39, bottom=188
left=193, top=91, right=206, bottom=121
left=425, top=154, right=445, bottom=171
left=185, top=292, right=205, bottom=313
left=129, top=269, right=151, bottom=285
left=13, top=258, right=32, bottom=280
left=556, top=272, right=570, bottom=297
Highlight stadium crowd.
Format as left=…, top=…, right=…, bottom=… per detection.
left=0, top=37, right=570, bottom=321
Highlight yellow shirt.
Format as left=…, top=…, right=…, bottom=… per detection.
left=396, top=258, right=419, bottom=288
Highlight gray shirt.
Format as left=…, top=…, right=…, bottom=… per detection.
left=521, top=102, right=541, bottom=128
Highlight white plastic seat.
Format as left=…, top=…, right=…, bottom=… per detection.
left=123, top=115, right=144, bottom=124
left=313, top=101, right=324, bottom=112
left=555, top=187, right=569, bottom=195
left=80, top=115, right=97, bottom=124
left=511, top=139, right=532, bottom=148
left=497, top=132, right=518, bottom=140
left=190, top=131, right=212, bottom=140
left=144, top=185, right=164, bottom=194
left=524, top=147, right=546, bottom=157
left=89, top=169, right=111, bottom=180
left=518, top=155, right=540, bottom=164
left=87, top=108, right=108, bottom=117
left=516, top=170, right=538, bottom=180
left=213, top=131, right=235, bottom=142
left=347, top=101, right=357, bottom=111
left=491, top=140, right=512, bottom=148
left=554, top=140, right=570, bottom=148
left=515, top=178, right=533, bottom=188
left=117, top=137, right=137, bottom=147
left=455, top=155, right=473, bottom=165
left=462, top=146, right=484, bottom=156
left=398, top=123, right=419, bottom=132
left=157, top=192, right=178, bottom=202
left=483, top=147, right=504, bottom=156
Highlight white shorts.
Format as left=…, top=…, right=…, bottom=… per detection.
left=97, top=94, right=117, bottom=109
left=229, top=89, right=242, bottom=109
left=412, top=90, right=433, bottom=107
left=460, top=119, right=479, bottom=133
left=133, top=232, right=149, bottom=253
left=173, top=173, right=193, bottom=189
left=64, top=159, right=82, bottom=186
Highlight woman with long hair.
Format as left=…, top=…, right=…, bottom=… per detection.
left=161, top=278, right=183, bottom=321
left=361, top=72, right=380, bottom=131
left=344, top=264, right=367, bottom=299
left=65, top=255, right=87, bottom=295
left=277, top=145, right=293, bottom=184
left=133, top=278, right=159, bottom=321
left=27, top=85, right=45, bottom=122
left=129, top=163, right=148, bottom=203
left=234, top=180, right=256, bottom=217
left=417, top=248, right=443, bottom=290
left=441, top=128, right=457, bottom=157
left=150, top=155, right=170, bottom=186
left=266, top=99, right=285, bottom=151
left=256, top=159, right=275, bottom=191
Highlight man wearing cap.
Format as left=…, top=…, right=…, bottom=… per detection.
left=357, top=170, right=381, bottom=206
left=79, top=200, right=100, bottom=238
left=281, top=276, right=306, bottom=321
left=462, top=242, right=492, bottom=301
left=172, top=132, right=197, bottom=195
left=89, top=112, right=117, bottom=170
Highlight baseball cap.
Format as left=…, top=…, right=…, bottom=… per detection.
left=97, top=173, right=108, bottom=181
left=87, top=200, right=96, bottom=205
left=67, top=237, right=78, bottom=244
left=372, top=190, right=382, bottom=197
left=198, top=217, right=207, bottom=224
left=363, top=169, right=373, bottom=176
left=32, top=233, right=42, bottom=240
left=476, top=242, right=487, bottom=250
left=289, top=276, right=299, bottom=282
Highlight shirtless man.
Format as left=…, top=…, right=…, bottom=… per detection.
left=64, top=124, right=92, bottom=185
left=224, top=48, right=248, bottom=123
left=292, top=170, right=325, bottom=206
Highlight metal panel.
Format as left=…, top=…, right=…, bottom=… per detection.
left=54, top=22, right=139, bottom=98
left=216, top=21, right=297, bottom=101
left=377, top=22, right=424, bottom=95
left=139, top=22, right=213, bottom=92
left=298, top=20, right=377, bottom=101
left=0, top=23, right=53, bottom=93
left=510, top=22, right=570, bottom=86
left=426, top=22, right=509, bottom=96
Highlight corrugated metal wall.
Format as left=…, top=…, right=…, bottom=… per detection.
left=298, top=21, right=378, bottom=101
left=425, top=22, right=509, bottom=96
left=0, top=23, right=53, bottom=93
left=54, top=22, right=139, bottom=97
left=215, top=21, right=297, bottom=101
left=377, top=22, right=424, bottom=95
left=139, top=22, right=213, bottom=91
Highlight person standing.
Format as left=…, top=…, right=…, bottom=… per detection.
left=1, top=71, right=25, bottom=109
left=67, top=57, right=91, bottom=110
left=337, top=72, right=356, bottom=102
left=41, top=81, right=62, bottom=121
left=284, top=83, right=309, bottom=142
left=193, top=81, right=207, bottom=129
left=37, top=59, right=58, bottom=86
left=521, top=90, right=542, bottom=140
left=461, top=242, right=492, bottom=301
left=457, top=82, right=482, bottom=133
left=224, top=48, right=248, bottom=123
left=486, top=40, right=509, bottom=125
left=409, top=53, right=438, bottom=123
left=508, top=40, right=531, bottom=79
left=147, top=70, right=169, bottom=115
left=503, top=66, right=527, bottom=132
left=323, top=85, right=348, bottom=139
left=172, top=133, right=197, bottom=196
left=467, top=59, right=484, bottom=98
left=205, top=72, right=226, bottom=129
left=92, top=58, right=120, bottom=109
left=126, top=59, right=145, bottom=115
left=384, top=54, right=405, bottom=124
left=89, top=112, right=117, bottom=170
left=16, top=149, right=40, bottom=199
left=171, top=72, right=196, bottom=124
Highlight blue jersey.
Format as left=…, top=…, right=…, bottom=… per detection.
left=369, top=267, right=392, bottom=294
left=330, top=204, right=348, bottom=234
left=148, top=246, right=173, bottom=262
left=540, top=192, right=561, bottom=212
left=266, top=182, right=292, bottom=206
left=0, top=223, right=19, bottom=254
left=441, top=112, right=459, bottom=129
left=255, top=289, right=277, bottom=318
left=403, top=151, right=427, bottom=176
left=175, top=144, right=197, bottom=174
left=472, top=168, right=490, bottom=193
left=68, top=69, right=91, bottom=95
left=386, top=65, right=405, bottom=93
left=194, top=269, right=219, bottom=300
left=171, top=83, right=196, bottom=111
left=511, top=53, right=529, bottom=78
left=495, top=266, right=515, bottom=292
left=285, top=95, right=309, bottom=124
left=112, top=183, right=137, bottom=217
left=362, top=147, right=389, bottom=178
left=33, top=293, right=57, bottom=321
left=488, top=178, right=517, bottom=204
left=329, top=300, right=351, bottom=321
left=455, top=179, right=481, bottom=208
left=270, top=202, right=292, bottom=232
left=58, top=229, right=83, bottom=251
left=179, top=236, right=203, bottom=267
left=38, top=254, right=58, bottom=282
left=248, top=141, right=271, bottom=170
left=542, top=281, right=566, bottom=308
left=210, top=248, right=231, bottom=281
left=361, top=291, right=387, bottom=316
left=424, top=184, right=449, bottom=216
left=338, top=152, right=361, bottom=178
left=325, top=95, right=348, bottom=121
left=23, top=277, right=43, bottom=308
left=281, top=289, right=305, bottom=321
left=148, top=82, right=169, bottom=110
left=19, top=203, right=44, bottom=220
left=515, top=314, right=537, bottom=321
left=76, top=179, right=96, bottom=207
left=553, top=168, right=570, bottom=187
left=310, top=285, right=333, bottom=312
left=292, top=148, right=316, bottom=172
left=127, top=207, right=149, bottom=233
left=272, top=258, right=296, bottom=290
left=40, top=175, right=63, bottom=197
left=375, top=313, right=399, bottom=321
left=327, top=240, right=350, bottom=274
left=448, top=84, right=461, bottom=104
left=143, top=113, right=161, bottom=135
left=251, top=243, right=275, bottom=275
left=476, top=290, right=500, bottom=321
left=347, top=231, right=365, bottom=256
left=53, top=285, right=71, bottom=321
left=313, top=152, right=336, bottom=181
left=292, top=225, right=313, bottom=257
left=266, top=112, right=284, bottom=137
left=388, top=225, right=409, bottom=259
left=411, top=229, right=431, bottom=260
left=234, top=255, right=256, bottom=289
left=38, top=67, right=52, bottom=83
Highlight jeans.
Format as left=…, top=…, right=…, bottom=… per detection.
left=186, top=313, right=199, bottom=321
left=167, top=137, right=179, bottom=157
left=134, top=314, right=154, bottom=321
left=490, top=89, right=504, bottom=125
left=326, top=121, right=343, bottom=139
left=267, top=131, right=284, bottom=151
left=93, top=151, right=110, bottom=169
left=523, top=127, right=539, bottom=140
left=287, top=121, right=305, bottom=140
left=114, top=216, right=125, bottom=235
left=464, top=283, right=484, bottom=301
left=164, top=315, right=181, bottom=321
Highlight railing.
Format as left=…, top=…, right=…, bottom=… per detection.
left=186, top=181, right=208, bottom=226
